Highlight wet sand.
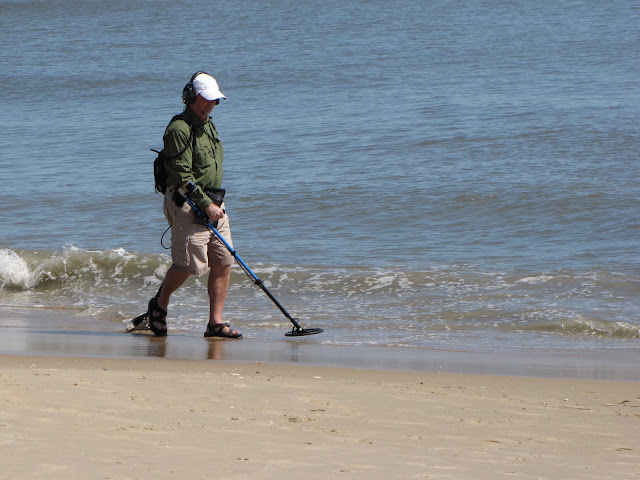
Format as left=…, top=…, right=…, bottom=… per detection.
left=0, top=306, right=638, bottom=380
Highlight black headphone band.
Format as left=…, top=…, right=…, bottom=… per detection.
left=190, top=71, right=209, bottom=82
left=182, top=71, right=211, bottom=105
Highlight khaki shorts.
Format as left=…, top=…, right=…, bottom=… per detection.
left=163, top=190, right=234, bottom=276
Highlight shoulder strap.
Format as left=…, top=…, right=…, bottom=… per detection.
left=165, top=114, right=195, bottom=160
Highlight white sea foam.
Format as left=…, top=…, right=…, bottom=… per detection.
left=517, top=276, right=553, bottom=284
left=0, top=249, right=38, bottom=290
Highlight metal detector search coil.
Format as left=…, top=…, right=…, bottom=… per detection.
left=179, top=181, right=323, bottom=337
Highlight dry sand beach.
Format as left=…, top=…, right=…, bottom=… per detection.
left=1, top=350, right=639, bottom=480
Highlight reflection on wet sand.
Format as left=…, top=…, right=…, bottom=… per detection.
left=1, top=322, right=638, bottom=381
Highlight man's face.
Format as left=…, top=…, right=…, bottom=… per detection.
left=192, top=94, right=219, bottom=120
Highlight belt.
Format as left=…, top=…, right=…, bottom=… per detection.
left=171, top=186, right=225, bottom=208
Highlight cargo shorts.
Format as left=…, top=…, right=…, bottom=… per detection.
left=163, top=189, right=234, bottom=276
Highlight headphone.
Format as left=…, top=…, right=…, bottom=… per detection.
left=182, top=71, right=210, bottom=105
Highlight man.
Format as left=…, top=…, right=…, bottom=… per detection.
left=147, top=72, right=241, bottom=339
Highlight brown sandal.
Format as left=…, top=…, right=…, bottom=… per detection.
left=204, top=322, right=242, bottom=339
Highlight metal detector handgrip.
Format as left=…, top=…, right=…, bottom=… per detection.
left=180, top=180, right=199, bottom=200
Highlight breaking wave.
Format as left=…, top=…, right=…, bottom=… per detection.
left=1, top=247, right=638, bottom=346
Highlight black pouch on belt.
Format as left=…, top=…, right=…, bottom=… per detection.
left=205, top=187, right=225, bottom=207
left=194, top=187, right=226, bottom=227
left=172, top=190, right=185, bottom=207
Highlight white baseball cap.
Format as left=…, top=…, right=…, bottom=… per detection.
left=193, top=73, right=226, bottom=101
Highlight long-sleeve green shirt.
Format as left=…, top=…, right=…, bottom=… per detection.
left=163, top=108, right=224, bottom=212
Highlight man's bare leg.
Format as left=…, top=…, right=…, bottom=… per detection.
left=157, top=265, right=191, bottom=312
left=207, top=264, right=239, bottom=335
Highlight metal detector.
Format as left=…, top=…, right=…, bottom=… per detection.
left=127, top=181, right=323, bottom=337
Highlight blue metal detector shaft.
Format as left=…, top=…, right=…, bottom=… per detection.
left=178, top=181, right=323, bottom=337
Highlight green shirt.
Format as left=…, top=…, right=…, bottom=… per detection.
left=163, top=108, right=224, bottom=212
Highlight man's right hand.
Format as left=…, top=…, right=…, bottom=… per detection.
left=205, top=202, right=225, bottom=222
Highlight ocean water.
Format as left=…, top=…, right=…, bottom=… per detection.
left=0, top=0, right=638, bottom=354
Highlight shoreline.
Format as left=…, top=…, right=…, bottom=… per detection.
left=1, top=306, right=638, bottom=381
